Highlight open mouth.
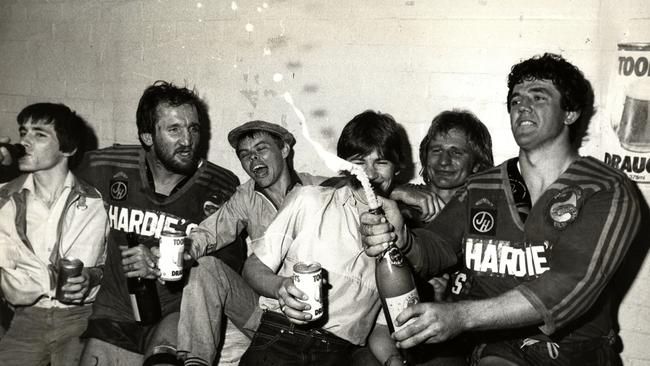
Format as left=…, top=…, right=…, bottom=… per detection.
left=175, top=149, right=193, bottom=159
left=251, top=164, right=269, bottom=176
left=435, top=170, right=456, bottom=177
left=516, top=119, right=536, bottom=128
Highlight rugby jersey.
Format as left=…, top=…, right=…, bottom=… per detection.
left=409, top=156, right=640, bottom=342
left=75, top=144, right=243, bottom=322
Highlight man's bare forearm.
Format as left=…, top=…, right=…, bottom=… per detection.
left=458, top=289, right=541, bottom=331
left=242, top=254, right=284, bottom=298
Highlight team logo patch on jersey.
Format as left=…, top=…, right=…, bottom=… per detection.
left=474, top=197, right=495, bottom=208
left=548, top=186, right=583, bottom=230
left=509, top=178, right=529, bottom=202
left=110, top=172, right=129, bottom=201
left=470, top=208, right=496, bottom=235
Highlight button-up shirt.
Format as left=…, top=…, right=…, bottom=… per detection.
left=0, top=172, right=108, bottom=307
left=255, top=185, right=381, bottom=346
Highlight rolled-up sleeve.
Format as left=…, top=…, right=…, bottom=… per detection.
left=189, top=189, right=249, bottom=258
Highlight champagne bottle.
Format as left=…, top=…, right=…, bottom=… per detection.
left=372, top=207, right=420, bottom=333
left=126, top=232, right=162, bottom=325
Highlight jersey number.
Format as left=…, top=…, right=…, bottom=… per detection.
left=451, top=273, right=467, bottom=295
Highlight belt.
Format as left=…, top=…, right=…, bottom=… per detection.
left=260, top=310, right=351, bottom=347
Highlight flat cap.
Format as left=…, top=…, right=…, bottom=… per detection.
left=227, top=120, right=296, bottom=148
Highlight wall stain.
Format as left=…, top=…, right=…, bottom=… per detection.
left=286, top=61, right=302, bottom=70
left=311, top=109, right=327, bottom=118
left=267, top=35, right=288, bottom=50
left=320, top=127, right=335, bottom=139
left=240, top=89, right=259, bottom=108
left=303, top=84, right=319, bottom=93
left=264, top=89, right=278, bottom=97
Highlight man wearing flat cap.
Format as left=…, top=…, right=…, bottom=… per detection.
left=177, top=120, right=325, bottom=366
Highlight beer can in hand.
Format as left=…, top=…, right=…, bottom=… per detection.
left=55, top=257, right=84, bottom=302
left=292, top=261, right=323, bottom=321
left=158, top=230, right=185, bottom=281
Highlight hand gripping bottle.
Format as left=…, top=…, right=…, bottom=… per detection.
left=372, top=206, right=420, bottom=333
left=126, top=232, right=162, bottom=325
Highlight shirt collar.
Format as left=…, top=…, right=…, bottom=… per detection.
left=144, top=159, right=196, bottom=197
left=19, top=171, right=74, bottom=195
left=338, top=185, right=371, bottom=212
left=253, top=169, right=303, bottom=196
left=253, top=170, right=303, bottom=210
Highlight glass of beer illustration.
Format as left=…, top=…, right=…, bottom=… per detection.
left=617, top=81, right=650, bottom=152
left=611, top=43, right=650, bottom=152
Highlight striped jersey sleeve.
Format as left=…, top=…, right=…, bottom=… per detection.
left=198, top=161, right=240, bottom=196
left=516, top=157, right=641, bottom=335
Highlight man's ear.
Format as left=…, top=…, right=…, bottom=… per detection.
left=140, top=133, right=154, bottom=148
left=62, top=147, right=78, bottom=158
left=564, top=111, right=581, bottom=126
left=281, top=143, right=290, bottom=159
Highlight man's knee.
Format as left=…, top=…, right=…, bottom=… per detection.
left=80, top=338, right=143, bottom=366
left=145, top=312, right=179, bottom=356
left=190, top=256, right=239, bottom=288
left=194, top=256, right=229, bottom=273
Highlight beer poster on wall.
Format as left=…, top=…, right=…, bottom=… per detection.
left=602, top=43, right=650, bottom=184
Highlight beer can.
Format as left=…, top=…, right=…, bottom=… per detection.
left=55, top=257, right=84, bottom=302
left=292, top=261, right=323, bottom=321
left=158, top=230, right=185, bottom=281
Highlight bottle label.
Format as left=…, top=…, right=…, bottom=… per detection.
left=129, top=294, right=141, bottom=322
left=385, top=289, right=419, bottom=332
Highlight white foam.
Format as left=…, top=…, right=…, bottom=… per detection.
left=283, top=92, right=379, bottom=209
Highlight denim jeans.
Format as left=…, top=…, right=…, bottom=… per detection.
left=177, top=256, right=261, bottom=364
left=0, top=304, right=92, bottom=366
left=240, top=311, right=360, bottom=366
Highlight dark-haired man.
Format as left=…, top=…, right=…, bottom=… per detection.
left=0, top=103, right=107, bottom=365
left=360, top=53, right=641, bottom=365
left=76, top=81, right=244, bottom=366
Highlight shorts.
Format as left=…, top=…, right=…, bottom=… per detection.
left=80, top=318, right=157, bottom=354
left=471, top=333, right=622, bottom=366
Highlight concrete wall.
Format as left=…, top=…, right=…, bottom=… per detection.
left=0, top=0, right=648, bottom=364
